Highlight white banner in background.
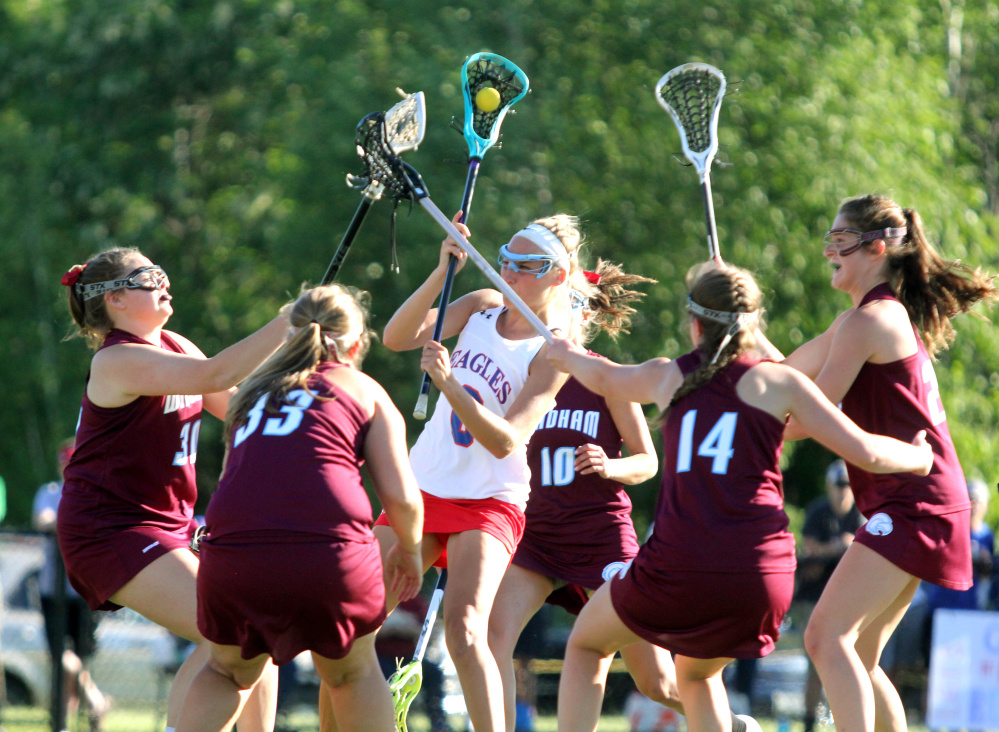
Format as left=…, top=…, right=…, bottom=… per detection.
left=927, top=609, right=999, bottom=730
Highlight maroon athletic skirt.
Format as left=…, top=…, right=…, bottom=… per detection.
left=513, top=536, right=636, bottom=615
left=610, top=561, right=794, bottom=660
left=59, top=520, right=198, bottom=611
left=854, top=505, right=972, bottom=590
left=197, top=537, right=387, bottom=665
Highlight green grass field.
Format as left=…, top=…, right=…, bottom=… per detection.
left=0, top=705, right=931, bottom=732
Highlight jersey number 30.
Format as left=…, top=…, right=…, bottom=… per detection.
left=676, top=410, right=738, bottom=475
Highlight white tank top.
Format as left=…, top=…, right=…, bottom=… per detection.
left=409, top=307, right=552, bottom=510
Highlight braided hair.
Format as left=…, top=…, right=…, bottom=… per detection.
left=223, top=284, right=374, bottom=447
left=656, top=264, right=763, bottom=424
left=838, top=194, right=995, bottom=355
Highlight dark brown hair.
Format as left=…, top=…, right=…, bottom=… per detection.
left=838, top=194, right=995, bottom=355
left=64, top=247, right=141, bottom=349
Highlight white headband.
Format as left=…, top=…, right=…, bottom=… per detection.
left=511, top=224, right=571, bottom=270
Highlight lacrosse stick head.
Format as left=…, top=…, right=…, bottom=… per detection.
left=388, top=659, right=423, bottom=732
left=383, top=89, right=426, bottom=154
left=655, top=63, right=726, bottom=179
left=347, top=108, right=430, bottom=205
left=461, top=52, right=530, bottom=158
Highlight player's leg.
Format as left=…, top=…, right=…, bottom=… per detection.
left=441, top=529, right=514, bottom=732
left=557, top=582, right=642, bottom=732
left=110, top=548, right=277, bottom=732
left=855, top=581, right=919, bottom=732
left=314, top=632, right=395, bottom=732
left=803, top=543, right=918, bottom=732
left=318, top=526, right=446, bottom=732
left=174, top=644, right=270, bottom=732
left=487, top=564, right=554, bottom=732
left=673, top=655, right=733, bottom=732
left=619, top=641, right=684, bottom=712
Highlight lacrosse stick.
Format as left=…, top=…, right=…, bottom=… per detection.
left=414, top=53, right=530, bottom=419
left=655, top=63, right=727, bottom=264
left=388, top=569, right=448, bottom=732
left=320, top=89, right=426, bottom=284
left=349, top=105, right=555, bottom=342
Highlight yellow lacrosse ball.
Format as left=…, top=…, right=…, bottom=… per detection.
left=475, top=86, right=501, bottom=113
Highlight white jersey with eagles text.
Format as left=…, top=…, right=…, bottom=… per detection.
left=409, top=306, right=554, bottom=510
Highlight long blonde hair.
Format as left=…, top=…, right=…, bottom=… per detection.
left=223, top=284, right=374, bottom=446
left=577, top=258, right=656, bottom=344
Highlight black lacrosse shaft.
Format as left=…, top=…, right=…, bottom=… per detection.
left=700, top=174, right=723, bottom=264
left=414, top=158, right=481, bottom=418
left=321, top=192, right=378, bottom=285
left=411, top=569, right=448, bottom=664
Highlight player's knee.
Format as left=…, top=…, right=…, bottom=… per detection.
left=445, top=609, right=486, bottom=657
left=632, top=670, right=682, bottom=710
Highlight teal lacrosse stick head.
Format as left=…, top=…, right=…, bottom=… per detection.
left=461, top=52, right=530, bottom=159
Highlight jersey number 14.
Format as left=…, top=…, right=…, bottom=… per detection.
left=676, top=410, right=738, bottom=475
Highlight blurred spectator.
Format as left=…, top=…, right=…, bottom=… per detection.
left=797, top=460, right=865, bottom=732
left=32, top=439, right=109, bottom=731
left=919, top=477, right=995, bottom=674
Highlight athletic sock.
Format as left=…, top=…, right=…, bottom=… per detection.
left=731, top=713, right=747, bottom=732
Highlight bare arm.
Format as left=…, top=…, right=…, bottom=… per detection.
left=362, top=382, right=423, bottom=555
left=382, top=215, right=501, bottom=350
left=427, top=341, right=568, bottom=458
left=546, top=337, right=682, bottom=411
left=575, top=398, right=658, bottom=485
left=784, top=367, right=932, bottom=475
left=88, top=314, right=289, bottom=408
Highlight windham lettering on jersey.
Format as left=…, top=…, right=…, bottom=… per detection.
left=533, top=407, right=600, bottom=439
left=163, top=394, right=202, bottom=415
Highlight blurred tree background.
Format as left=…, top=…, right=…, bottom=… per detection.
left=2, top=0, right=997, bottom=532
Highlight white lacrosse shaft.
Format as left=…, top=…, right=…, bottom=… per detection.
left=417, top=198, right=557, bottom=344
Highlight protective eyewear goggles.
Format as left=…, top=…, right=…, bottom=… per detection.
left=76, top=265, right=170, bottom=301
left=497, top=243, right=558, bottom=278
left=822, top=227, right=907, bottom=256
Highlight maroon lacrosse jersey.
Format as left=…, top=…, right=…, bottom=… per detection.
left=840, top=284, right=970, bottom=517
left=839, top=283, right=971, bottom=590
left=609, top=351, right=795, bottom=658
left=60, top=329, right=202, bottom=538
left=519, top=373, right=639, bottom=567
left=205, top=362, right=375, bottom=545
left=638, top=351, right=794, bottom=574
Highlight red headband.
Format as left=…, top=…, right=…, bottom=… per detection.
left=61, top=264, right=87, bottom=287
left=583, top=270, right=601, bottom=284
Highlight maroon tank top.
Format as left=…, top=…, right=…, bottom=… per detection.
left=523, top=372, right=639, bottom=555
left=205, top=362, right=375, bottom=545
left=60, top=329, right=202, bottom=537
left=839, top=283, right=969, bottom=517
left=641, top=351, right=795, bottom=573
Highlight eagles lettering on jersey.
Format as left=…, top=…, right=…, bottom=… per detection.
left=163, top=394, right=202, bottom=415
left=533, top=407, right=601, bottom=440
left=449, top=349, right=513, bottom=404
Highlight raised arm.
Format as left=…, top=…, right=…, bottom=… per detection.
left=88, top=313, right=290, bottom=410
left=546, top=336, right=682, bottom=411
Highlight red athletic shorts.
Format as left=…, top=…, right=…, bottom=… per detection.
left=375, top=490, right=525, bottom=568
